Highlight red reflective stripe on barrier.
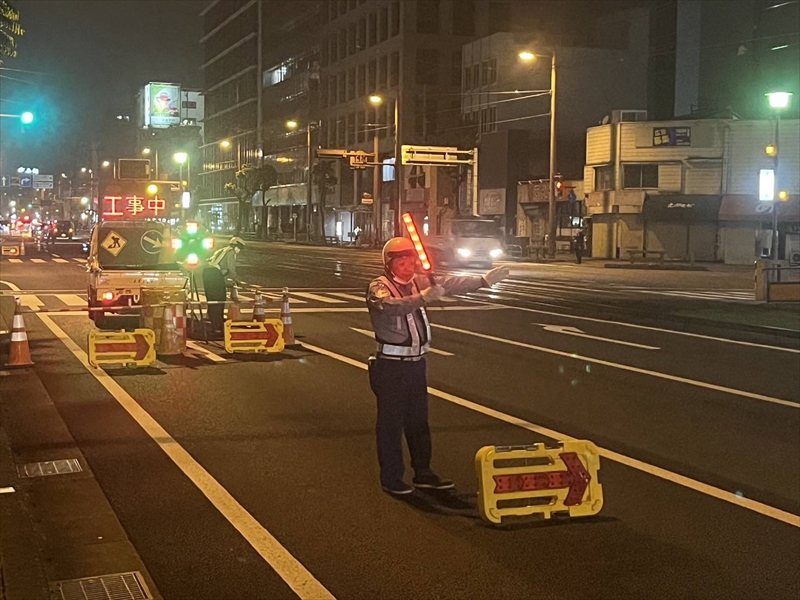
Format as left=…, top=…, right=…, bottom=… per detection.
left=229, top=331, right=269, bottom=340
left=492, top=452, right=591, bottom=505
left=95, top=334, right=150, bottom=360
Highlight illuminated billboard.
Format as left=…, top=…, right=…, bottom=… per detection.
left=144, top=83, right=180, bottom=128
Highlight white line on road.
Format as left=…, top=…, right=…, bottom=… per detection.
left=350, top=327, right=455, bottom=356
left=534, top=323, right=661, bottom=350
left=8, top=258, right=22, bottom=263
left=432, top=323, right=799, bottom=409
left=72, top=258, right=84, bottom=263
left=30, top=258, right=46, bottom=263
left=18, top=294, right=44, bottom=309
left=327, top=292, right=367, bottom=302
left=55, top=294, right=86, bottom=306
left=38, top=314, right=336, bottom=600
left=0, top=487, right=15, bottom=494
left=463, top=298, right=800, bottom=354
left=52, top=258, right=69, bottom=264
left=186, top=341, right=227, bottom=363
left=292, top=292, right=347, bottom=304
left=300, top=341, right=800, bottom=529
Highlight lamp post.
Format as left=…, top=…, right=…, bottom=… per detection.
left=520, top=49, right=558, bottom=258
left=766, top=91, right=792, bottom=260
left=142, top=147, right=159, bottom=179
left=286, top=119, right=316, bottom=239
left=174, top=152, right=189, bottom=221
left=369, top=93, right=401, bottom=237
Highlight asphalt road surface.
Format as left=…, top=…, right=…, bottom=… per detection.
left=2, top=241, right=798, bottom=600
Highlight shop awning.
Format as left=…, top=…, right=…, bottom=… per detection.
left=719, top=195, right=800, bottom=222
left=642, top=195, right=721, bottom=222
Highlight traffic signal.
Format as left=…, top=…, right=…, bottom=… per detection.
left=778, top=190, right=789, bottom=201
left=765, top=144, right=777, bottom=157
left=146, top=184, right=159, bottom=196
left=555, top=180, right=564, bottom=198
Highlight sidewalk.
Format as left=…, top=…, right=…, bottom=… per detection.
left=0, top=339, right=161, bottom=599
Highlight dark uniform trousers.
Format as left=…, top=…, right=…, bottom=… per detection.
left=202, top=267, right=227, bottom=331
left=368, top=356, right=432, bottom=485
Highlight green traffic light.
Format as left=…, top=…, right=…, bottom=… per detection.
left=20, top=111, right=34, bottom=125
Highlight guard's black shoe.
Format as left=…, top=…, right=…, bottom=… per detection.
left=381, top=480, right=414, bottom=495
left=412, top=472, right=455, bottom=490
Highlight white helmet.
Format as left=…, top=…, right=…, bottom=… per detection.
left=229, top=236, right=245, bottom=249
left=382, top=237, right=416, bottom=266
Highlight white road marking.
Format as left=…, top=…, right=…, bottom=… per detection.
left=292, top=292, right=347, bottom=304
left=535, top=323, right=661, bottom=350
left=466, top=299, right=800, bottom=354
left=0, top=487, right=15, bottom=494
left=30, top=258, right=46, bottom=263
left=432, top=323, right=799, bottom=409
left=55, top=294, right=86, bottom=306
left=350, top=327, right=454, bottom=356
left=38, top=314, right=336, bottom=600
left=300, top=341, right=800, bottom=529
left=186, top=341, right=227, bottom=363
left=72, top=257, right=85, bottom=263
left=8, top=259, right=22, bottom=263
left=18, top=294, right=44, bottom=309
left=327, top=292, right=367, bottom=302
left=52, top=258, right=69, bottom=264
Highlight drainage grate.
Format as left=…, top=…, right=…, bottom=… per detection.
left=51, top=571, right=151, bottom=600
left=18, top=458, right=83, bottom=478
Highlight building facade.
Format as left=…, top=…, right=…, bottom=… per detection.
left=583, top=116, right=800, bottom=263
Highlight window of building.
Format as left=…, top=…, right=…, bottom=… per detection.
left=368, top=12, right=377, bottom=46
left=329, top=36, right=337, bottom=63
left=391, top=2, right=400, bottom=36
left=594, top=166, right=613, bottom=191
left=348, top=23, right=356, bottom=55
left=451, top=51, right=462, bottom=86
left=623, top=164, right=658, bottom=188
left=471, top=64, right=480, bottom=88
left=417, top=0, right=440, bottom=34
left=379, top=6, right=389, bottom=42
left=357, top=64, right=366, bottom=96
left=181, top=100, right=197, bottom=109
left=390, top=52, right=400, bottom=87
left=357, top=18, right=366, bottom=51
left=379, top=54, right=389, bottom=89
left=338, top=72, right=346, bottom=104
left=464, top=65, right=471, bottom=89
left=338, top=0, right=346, bottom=17
left=339, top=28, right=346, bottom=59
left=347, top=67, right=356, bottom=100
left=453, top=0, right=474, bottom=36
left=329, top=76, right=337, bottom=106
left=368, top=59, right=377, bottom=91
left=416, top=49, right=438, bottom=85
left=480, top=107, right=496, bottom=133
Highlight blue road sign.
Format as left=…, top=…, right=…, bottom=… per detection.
left=19, top=177, right=32, bottom=188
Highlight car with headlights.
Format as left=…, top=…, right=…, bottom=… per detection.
left=425, top=217, right=504, bottom=269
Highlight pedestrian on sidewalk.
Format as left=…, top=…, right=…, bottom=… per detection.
left=202, top=236, right=245, bottom=332
left=366, top=237, right=510, bottom=496
left=573, top=229, right=586, bottom=264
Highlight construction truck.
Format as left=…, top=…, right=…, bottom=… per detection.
left=424, top=216, right=505, bottom=269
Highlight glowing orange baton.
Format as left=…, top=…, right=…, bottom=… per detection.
left=401, top=212, right=437, bottom=284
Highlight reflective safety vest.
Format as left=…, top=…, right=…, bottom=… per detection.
left=207, top=246, right=235, bottom=277
left=375, top=275, right=432, bottom=358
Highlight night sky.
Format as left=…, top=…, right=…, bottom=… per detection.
left=1, top=0, right=205, bottom=175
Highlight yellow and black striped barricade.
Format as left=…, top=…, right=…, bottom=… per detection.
left=224, top=319, right=285, bottom=354
left=88, top=328, right=156, bottom=368
left=475, top=440, right=603, bottom=525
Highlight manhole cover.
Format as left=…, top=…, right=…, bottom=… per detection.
left=51, top=571, right=151, bottom=600
left=18, top=458, right=82, bottom=478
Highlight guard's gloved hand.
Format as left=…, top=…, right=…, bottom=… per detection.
left=421, top=284, right=445, bottom=303
left=483, top=266, right=510, bottom=287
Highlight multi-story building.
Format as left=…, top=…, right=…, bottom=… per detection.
left=648, top=0, right=800, bottom=121
left=583, top=115, right=800, bottom=263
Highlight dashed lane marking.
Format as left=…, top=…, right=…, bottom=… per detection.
left=30, top=258, right=46, bottom=263
left=52, top=258, right=69, bottom=263
left=300, top=341, right=800, bottom=529
left=291, top=292, right=347, bottom=304
left=37, top=314, right=336, bottom=600
left=8, top=259, right=22, bottom=263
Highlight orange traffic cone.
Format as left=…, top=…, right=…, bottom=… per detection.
left=7, top=298, right=33, bottom=367
left=280, top=287, right=299, bottom=348
left=228, top=286, right=241, bottom=321
left=252, top=291, right=266, bottom=323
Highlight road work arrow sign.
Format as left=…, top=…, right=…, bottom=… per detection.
left=475, top=440, right=603, bottom=525
left=535, top=323, right=660, bottom=350
left=88, top=328, right=156, bottom=368
left=224, top=319, right=284, bottom=354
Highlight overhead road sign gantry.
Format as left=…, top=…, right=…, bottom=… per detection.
left=401, top=145, right=475, bottom=166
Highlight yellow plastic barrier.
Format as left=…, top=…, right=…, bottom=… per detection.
left=475, top=440, right=603, bottom=525
left=224, top=319, right=285, bottom=354
left=88, top=328, right=156, bottom=368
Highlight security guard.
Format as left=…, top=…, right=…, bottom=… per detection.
left=203, top=236, right=245, bottom=332
left=367, top=237, right=509, bottom=495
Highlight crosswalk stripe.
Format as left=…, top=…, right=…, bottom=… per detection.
left=53, top=258, right=69, bottom=263
left=72, top=258, right=85, bottom=263
left=55, top=294, right=86, bottom=306
left=9, top=259, right=22, bottom=263
left=327, top=292, right=366, bottom=302
left=30, top=258, right=46, bottom=263
left=291, top=292, right=346, bottom=304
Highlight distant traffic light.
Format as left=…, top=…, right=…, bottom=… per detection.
left=555, top=180, right=564, bottom=198
left=778, top=190, right=789, bottom=201
left=765, top=144, right=777, bottom=156
left=146, top=184, right=159, bottom=195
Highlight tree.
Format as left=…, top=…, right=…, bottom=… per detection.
left=0, top=0, right=24, bottom=65
left=312, top=160, right=338, bottom=239
left=224, top=163, right=277, bottom=235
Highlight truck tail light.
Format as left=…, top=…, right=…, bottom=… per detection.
left=102, top=291, right=115, bottom=302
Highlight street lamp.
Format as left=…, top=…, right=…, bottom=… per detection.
left=369, top=93, right=402, bottom=236
left=520, top=49, right=558, bottom=258
left=766, top=91, right=793, bottom=260
left=142, top=147, right=160, bottom=179
left=286, top=119, right=316, bottom=239
left=220, top=139, right=231, bottom=149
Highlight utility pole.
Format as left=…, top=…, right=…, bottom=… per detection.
left=546, top=50, right=558, bottom=259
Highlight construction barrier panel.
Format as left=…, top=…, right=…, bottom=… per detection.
left=224, top=319, right=284, bottom=354
left=1, top=245, right=21, bottom=257
left=475, top=440, right=603, bottom=525
left=141, top=289, right=187, bottom=353
left=88, top=328, right=156, bottom=368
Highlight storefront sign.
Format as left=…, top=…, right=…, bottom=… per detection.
left=653, top=127, right=691, bottom=147
left=144, top=83, right=181, bottom=128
